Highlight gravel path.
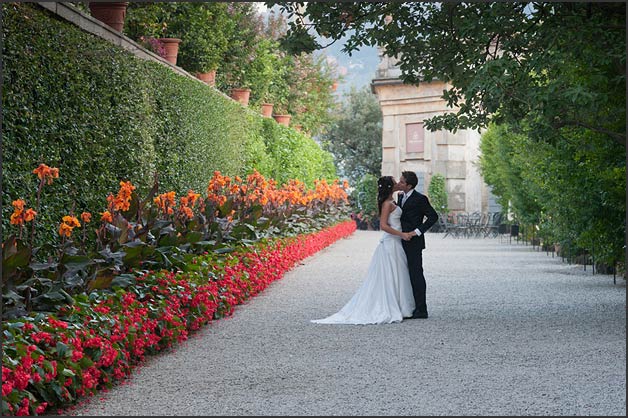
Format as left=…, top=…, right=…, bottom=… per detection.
left=70, top=231, right=626, bottom=416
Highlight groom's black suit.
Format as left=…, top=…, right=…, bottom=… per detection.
left=398, top=189, right=438, bottom=317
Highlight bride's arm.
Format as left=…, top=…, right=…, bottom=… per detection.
left=379, top=202, right=406, bottom=238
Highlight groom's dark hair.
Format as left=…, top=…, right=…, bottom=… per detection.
left=401, top=171, right=418, bottom=189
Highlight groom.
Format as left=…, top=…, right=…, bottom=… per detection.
left=397, top=171, right=438, bottom=319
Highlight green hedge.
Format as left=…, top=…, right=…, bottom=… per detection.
left=260, top=119, right=336, bottom=187
left=2, top=3, right=336, bottom=244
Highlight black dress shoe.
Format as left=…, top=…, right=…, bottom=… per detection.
left=410, top=312, right=428, bottom=319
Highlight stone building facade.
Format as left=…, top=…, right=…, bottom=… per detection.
left=370, top=51, right=500, bottom=215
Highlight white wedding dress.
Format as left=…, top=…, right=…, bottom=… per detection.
left=311, top=205, right=415, bottom=325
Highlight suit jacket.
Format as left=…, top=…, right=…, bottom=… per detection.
left=399, top=190, right=438, bottom=250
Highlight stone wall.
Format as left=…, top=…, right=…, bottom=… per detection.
left=371, top=48, right=496, bottom=214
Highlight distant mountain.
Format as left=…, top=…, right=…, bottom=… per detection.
left=259, top=4, right=380, bottom=99
left=313, top=32, right=380, bottom=98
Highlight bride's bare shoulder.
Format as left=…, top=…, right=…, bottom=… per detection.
left=381, top=200, right=394, bottom=215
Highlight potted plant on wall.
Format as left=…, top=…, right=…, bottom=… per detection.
left=224, top=65, right=253, bottom=106
left=272, top=101, right=291, bottom=126
left=270, top=86, right=291, bottom=126
left=260, top=98, right=274, bottom=118
left=216, top=11, right=284, bottom=108
left=167, top=3, right=234, bottom=86
left=88, top=2, right=129, bottom=32
left=270, top=74, right=293, bottom=126
left=124, top=3, right=181, bottom=64
left=272, top=113, right=291, bottom=127
left=124, top=2, right=235, bottom=69
left=256, top=83, right=277, bottom=117
left=229, top=84, right=252, bottom=106
left=157, top=37, right=182, bottom=65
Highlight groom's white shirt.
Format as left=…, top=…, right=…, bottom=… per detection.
left=400, top=189, right=422, bottom=237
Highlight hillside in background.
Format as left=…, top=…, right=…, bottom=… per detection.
left=259, top=3, right=380, bottom=100
left=314, top=32, right=380, bottom=99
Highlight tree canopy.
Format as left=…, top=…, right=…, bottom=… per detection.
left=478, top=123, right=625, bottom=265
left=269, top=2, right=625, bottom=146
left=319, top=86, right=382, bottom=184
left=270, top=1, right=626, bottom=268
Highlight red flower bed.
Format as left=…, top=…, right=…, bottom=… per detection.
left=1, top=221, right=356, bottom=416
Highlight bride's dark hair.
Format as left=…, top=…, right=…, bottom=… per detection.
left=377, top=176, right=395, bottom=215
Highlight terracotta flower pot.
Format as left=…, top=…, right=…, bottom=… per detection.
left=260, top=103, right=274, bottom=118
left=273, top=114, right=291, bottom=126
left=230, top=88, right=251, bottom=106
left=195, top=69, right=217, bottom=86
left=157, top=38, right=182, bottom=65
left=88, top=2, right=129, bottom=32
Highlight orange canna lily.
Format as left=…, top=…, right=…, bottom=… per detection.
left=101, top=211, right=113, bottom=223
left=80, top=212, right=92, bottom=223
left=62, top=215, right=81, bottom=228
left=33, top=163, right=59, bottom=185
left=23, top=209, right=37, bottom=222
left=10, top=211, right=23, bottom=225
left=58, top=222, right=73, bottom=237
left=12, top=199, right=25, bottom=211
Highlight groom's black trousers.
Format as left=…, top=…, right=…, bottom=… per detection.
left=402, top=240, right=427, bottom=313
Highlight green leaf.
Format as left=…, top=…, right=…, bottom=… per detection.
left=111, top=273, right=136, bottom=288
left=60, top=254, right=93, bottom=271
left=61, top=368, right=76, bottom=377
left=55, top=341, right=70, bottom=358
left=2, top=240, right=32, bottom=281
left=214, top=247, right=235, bottom=254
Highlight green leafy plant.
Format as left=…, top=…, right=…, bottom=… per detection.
left=320, top=86, right=382, bottom=184
left=271, top=2, right=625, bottom=146
left=168, top=3, right=234, bottom=74
left=3, top=157, right=349, bottom=319
left=428, top=173, right=448, bottom=215
left=214, top=3, right=263, bottom=90
left=3, top=3, right=341, bottom=244
left=349, top=173, right=378, bottom=230
left=125, top=3, right=235, bottom=74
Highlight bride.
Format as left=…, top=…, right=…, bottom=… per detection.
left=311, top=176, right=415, bottom=325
